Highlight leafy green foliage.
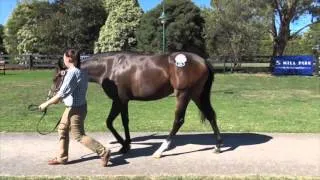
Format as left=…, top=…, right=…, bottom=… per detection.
left=94, top=0, right=143, bottom=52
left=136, top=0, right=206, bottom=56
left=56, top=0, right=107, bottom=53
left=270, top=0, right=319, bottom=56
left=204, top=0, right=271, bottom=57
left=4, top=2, right=37, bottom=54
left=284, top=23, right=320, bottom=55
left=3, top=0, right=106, bottom=54
left=2, top=0, right=318, bottom=56
left=205, top=0, right=319, bottom=57
left=0, top=25, right=5, bottom=54
left=16, top=25, right=38, bottom=54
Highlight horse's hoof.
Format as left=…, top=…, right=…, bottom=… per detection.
left=118, top=148, right=128, bottom=154
left=152, top=153, right=162, bottom=159
left=118, top=145, right=130, bottom=154
left=214, top=148, right=221, bottom=154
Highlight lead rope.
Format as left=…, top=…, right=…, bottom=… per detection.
left=27, top=71, right=66, bottom=135
left=27, top=104, right=61, bottom=135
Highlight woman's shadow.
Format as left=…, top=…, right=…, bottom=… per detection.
left=106, top=132, right=272, bottom=167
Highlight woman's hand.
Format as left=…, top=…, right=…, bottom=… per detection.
left=39, top=102, right=49, bottom=111
left=38, top=94, right=61, bottom=111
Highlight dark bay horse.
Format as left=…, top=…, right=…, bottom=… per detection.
left=52, top=51, right=222, bottom=158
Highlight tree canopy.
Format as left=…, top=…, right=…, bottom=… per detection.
left=3, top=0, right=106, bottom=54
left=270, top=0, right=320, bottom=56
left=94, top=0, right=143, bottom=52
left=206, top=0, right=319, bottom=60
left=136, top=0, right=206, bottom=56
left=0, top=25, right=5, bottom=54
left=204, top=0, right=271, bottom=58
left=1, top=0, right=319, bottom=59
left=56, top=0, right=107, bottom=53
left=285, top=22, right=320, bottom=55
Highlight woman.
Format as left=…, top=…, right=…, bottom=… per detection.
left=39, top=49, right=111, bottom=167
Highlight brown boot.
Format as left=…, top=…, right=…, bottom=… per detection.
left=101, top=150, right=111, bottom=167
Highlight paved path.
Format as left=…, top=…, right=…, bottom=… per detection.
left=0, top=132, right=319, bottom=177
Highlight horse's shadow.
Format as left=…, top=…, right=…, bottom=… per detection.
left=107, top=133, right=272, bottom=167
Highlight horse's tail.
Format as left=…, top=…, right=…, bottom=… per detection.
left=199, top=60, right=214, bottom=123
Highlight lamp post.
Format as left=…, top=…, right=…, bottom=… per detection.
left=159, top=1, right=167, bottom=53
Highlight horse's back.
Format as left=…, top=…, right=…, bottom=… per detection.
left=129, top=51, right=209, bottom=92
left=86, top=52, right=209, bottom=101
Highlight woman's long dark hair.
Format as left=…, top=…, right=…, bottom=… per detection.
left=64, top=49, right=81, bottom=68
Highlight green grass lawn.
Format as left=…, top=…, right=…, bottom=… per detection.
left=0, top=70, right=319, bottom=133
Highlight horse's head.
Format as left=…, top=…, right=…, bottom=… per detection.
left=47, top=58, right=67, bottom=99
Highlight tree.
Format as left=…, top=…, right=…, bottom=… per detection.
left=285, top=22, right=320, bottom=54
left=136, top=0, right=206, bottom=56
left=306, top=22, right=320, bottom=48
left=17, top=1, right=53, bottom=54
left=95, top=0, right=143, bottom=52
left=270, top=0, right=320, bottom=57
left=4, top=1, right=60, bottom=54
left=0, top=25, right=6, bottom=54
left=53, top=0, right=107, bottom=53
left=16, top=24, right=39, bottom=54
left=205, top=0, right=270, bottom=59
left=4, top=2, right=32, bottom=54
left=4, top=0, right=106, bottom=54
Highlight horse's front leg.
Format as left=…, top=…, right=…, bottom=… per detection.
left=153, top=91, right=190, bottom=158
left=120, top=102, right=131, bottom=153
left=106, top=101, right=127, bottom=152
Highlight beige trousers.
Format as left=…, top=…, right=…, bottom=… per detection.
left=57, top=104, right=107, bottom=163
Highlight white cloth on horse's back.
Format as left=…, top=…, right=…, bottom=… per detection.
left=57, top=67, right=88, bottom=107
left=175, top=54, right=187, bottom=67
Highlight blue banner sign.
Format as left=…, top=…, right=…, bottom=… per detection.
left=273, top=55, right=314, bottom=76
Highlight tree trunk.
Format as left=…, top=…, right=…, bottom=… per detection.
left=270, top=21, right=290, bottom=71
left=269, top=0, right=300, bottom=72
left=276, top=20, right=290, bottom=56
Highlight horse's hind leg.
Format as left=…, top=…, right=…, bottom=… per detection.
left=153, top=90, right=190, bottom=158
left=192, top=97, right=223, bottom=153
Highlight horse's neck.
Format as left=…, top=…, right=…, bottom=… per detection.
left=81, top=60, right=106, bottom=84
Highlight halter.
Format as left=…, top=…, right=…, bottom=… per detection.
left=28, top=70, right=67, bottom=135
left=48, top=70, right=66, bottom=99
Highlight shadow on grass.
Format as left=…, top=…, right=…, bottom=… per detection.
left=108, top=133, right=272, bottom=167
